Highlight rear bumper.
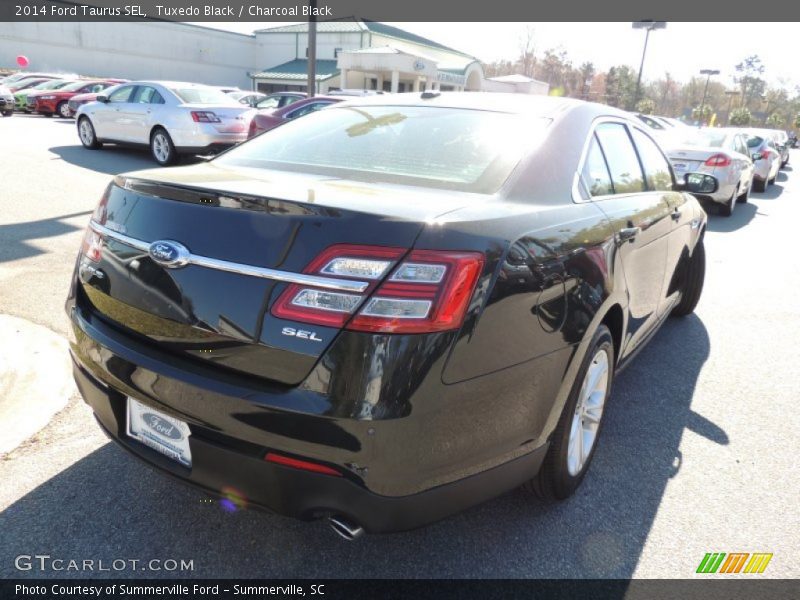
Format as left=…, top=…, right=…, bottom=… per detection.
left=67, top=303, right=549, bottom=533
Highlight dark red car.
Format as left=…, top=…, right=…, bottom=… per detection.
left=35, top=79, right=125, bottom=118
left=248, top=95, right=342, bottom=138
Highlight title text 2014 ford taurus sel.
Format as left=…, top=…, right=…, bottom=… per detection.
left=66, top=93, right=716, bottom=538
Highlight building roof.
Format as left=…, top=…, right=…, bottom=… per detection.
left=250, top=59, right=340, bottom=81
left=488, top=74, right=548, bottom=85
left=255, top=19, right=475, bottom=59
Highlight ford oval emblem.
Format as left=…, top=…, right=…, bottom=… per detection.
left=142, top=413, right=183, bottom=440
left=148, top=240, right=190, bottom=268
left=413, top=60, right=426, bottom=72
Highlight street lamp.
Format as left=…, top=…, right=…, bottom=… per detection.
left=632, top=21, right=667, bottom=109
left=698, top=68, right=720, bottom=126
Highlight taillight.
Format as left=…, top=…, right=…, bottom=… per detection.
left=81, top=227, right=103, bottom=262
left=704, top=153, right=731, bottom=167
left=191, top=111, right=221, bottom=123
left=248, top=118, right=258, bottom=137
left=271, top=245, right=484, bottom=334
left=760, top=150, right=772, bottom=160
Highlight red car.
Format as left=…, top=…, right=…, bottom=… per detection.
left=64, top=80, right=128, bottom=117
left=35, top=80, right=123, bottom=118
left=248, top=95, right=342, bottom=138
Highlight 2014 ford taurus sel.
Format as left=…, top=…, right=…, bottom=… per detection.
left=66, top=93, right=716, bottom=538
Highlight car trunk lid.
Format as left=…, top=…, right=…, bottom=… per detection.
left=79, top=163, right=478, bottom=385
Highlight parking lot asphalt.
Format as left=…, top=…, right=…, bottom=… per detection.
left=0, top=114, right=798, bottom=579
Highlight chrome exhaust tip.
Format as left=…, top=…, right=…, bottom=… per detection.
left=328, top=516, right=364, bottom=541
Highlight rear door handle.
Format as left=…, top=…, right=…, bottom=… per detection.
left=617, top=227, right=640, bottom=244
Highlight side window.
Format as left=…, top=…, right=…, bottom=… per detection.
left=135, top=87, right=165, bottom=104
left=630, top=128, right=674, bottom=191
left=108, top=86, right=134, bottom=103
left=595, top=123, right=646, bottom=194
left=736, top=136, right=748, bottom=157
left=287, top=101, right=330, bottom=119
left=580, top=134, right=614, bottom=197
left=256, top=96, right=280, bottom=110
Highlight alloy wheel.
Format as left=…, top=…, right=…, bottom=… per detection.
left=153, top=133, right=170, bottom=163
left=79, top=120, right=93, bottom=146
left=567, top=348, right=610, bottom=476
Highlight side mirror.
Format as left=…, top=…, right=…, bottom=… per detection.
left=682, top=172, right=719, bottom=194
left=96, top=94, right=109, bottom=103
left=751, top=152, right=761, bottom=162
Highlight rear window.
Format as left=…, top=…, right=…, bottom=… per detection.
left=216, top=105, right=550, bottom=193
left=170, top=86, right=238, bottom=105
left=61, top=80, right=99, bottom=92
left=678, top=130, right=727, bottom=148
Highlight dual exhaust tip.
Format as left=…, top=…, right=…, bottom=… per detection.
left=328, top=515, right=364, bottom=541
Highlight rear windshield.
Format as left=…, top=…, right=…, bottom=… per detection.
left=677, top=130, right=728, bottom=148
left=216, top=105, right=551, bottom=193
left=34, top=79, right=72, bottom=90
left=170, top=86, right=238, bottom=105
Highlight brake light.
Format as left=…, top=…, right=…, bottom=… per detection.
left=760, top=150, right=772, bottom=160
left=271, top=245, right=484, bottom=334
left=191, top=111, right=221, bottom=123
left=704, top=153, right=731, bottom=167
left=248, top=118, right=258, bottom=137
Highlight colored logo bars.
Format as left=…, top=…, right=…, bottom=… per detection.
left=696, top=552, right=773, bottom=574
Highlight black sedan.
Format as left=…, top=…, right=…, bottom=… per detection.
left=66, top=93, right=715, bottom=538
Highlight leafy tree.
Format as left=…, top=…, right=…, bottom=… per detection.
left=692, top=104, right=713, bottom=125
left=605, top=65, right=637, bottom=110
left=636, top=98, right=656, bottom=114
left=766, top=113, right=784, bottom=127
left=795, top=114, right=800, bottom=128
left=734, top=55, right=766, bottom=109
left=730, top=107, right=752, bottom=126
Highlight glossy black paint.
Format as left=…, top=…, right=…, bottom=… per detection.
left=67, top=94, right=707, bottom=531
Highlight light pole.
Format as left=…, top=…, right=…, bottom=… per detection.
left=306, top=0, right=317, bottom=97
left=698, top=68, right=720, bottom=126
left=724, top=90, right=739, bottom=125
left=632, top=21, right=666, bottom=110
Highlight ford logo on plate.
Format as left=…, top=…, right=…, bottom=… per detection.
left=148, top=240, right=190, bottom=268
left=142, top=413, right=183, bottom=440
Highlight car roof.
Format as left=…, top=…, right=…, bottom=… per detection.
left=122, top=81, right=220, bottom=88
left=332, top=91, right=588, bottom=117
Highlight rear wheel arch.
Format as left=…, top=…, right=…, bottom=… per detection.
left=600, top=303, right=624, bottom=367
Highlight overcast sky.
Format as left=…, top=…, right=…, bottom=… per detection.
left=195, top=21, right=799, bottom=91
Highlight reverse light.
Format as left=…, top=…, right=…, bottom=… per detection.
left=265, top=452, right=342, bottom=477
left=271, top=245, right=484, bottom=334
left=191, top=111, right=221, bottom=123
left=704, top=153, right=731, bottom=167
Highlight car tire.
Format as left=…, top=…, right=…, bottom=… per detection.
left=753, top=178, right=766, bottom=193
left=1, top=110, right=12, bottom=117
left=720, top=189, right=736, bottom=217
left=736, top=179, right=751, bottom=204
left=523, top=324, right=614, bottom=502
left=671, top=237, right=705, bottom=318
left=150, top=128, right=177, bottom=166
left=78, top=117, right=102, bottom=150
left=57, top=101, right=70, bottom=118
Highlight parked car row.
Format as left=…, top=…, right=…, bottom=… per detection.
left=632, top=112, right=792, bottom=216
left=0, top=72, right=128, bottom=118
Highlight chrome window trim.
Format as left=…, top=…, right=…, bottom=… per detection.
left=89, top=220, right=370, bottom=293
left=571, top=116, right=677, bottom=203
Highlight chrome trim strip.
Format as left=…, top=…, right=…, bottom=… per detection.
left=89, top=220, right=370, bottom=293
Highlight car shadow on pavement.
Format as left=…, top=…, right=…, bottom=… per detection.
left=0, top=315, right=715, bottom=579
left=0, top=211, right=91, bottom=263
left=49, top=145, right=156, bottom=176
left=705, top=201, right=757, bottom=233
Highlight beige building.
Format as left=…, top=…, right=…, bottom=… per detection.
left=250, top=20, right=549, bottom=95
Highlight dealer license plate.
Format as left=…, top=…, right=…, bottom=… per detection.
left=126, top=397, right=192, bottom=467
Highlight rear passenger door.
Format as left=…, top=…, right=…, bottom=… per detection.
left=586, top=121, right=673, bottom=353
left=628, top=126, right=690, bottom=316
